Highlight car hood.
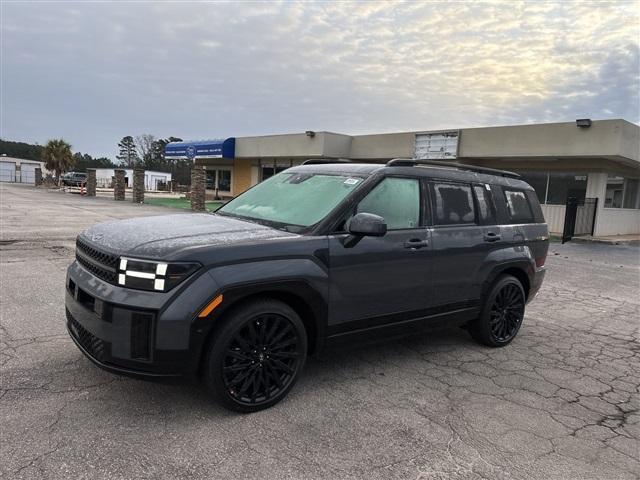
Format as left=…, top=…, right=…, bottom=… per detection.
left=79, top=213, right=297, bottom=258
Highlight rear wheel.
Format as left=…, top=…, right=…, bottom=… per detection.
left=469, top=275, right=525, bottom=347
left=204, top=299, right=307, bottom=412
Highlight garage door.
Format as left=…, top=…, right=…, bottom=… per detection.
left=0, top=161, right=16, bottom=182
left=20, top=164, right=37, bottom=184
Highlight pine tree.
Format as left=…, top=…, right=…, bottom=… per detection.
left=116, top=136, right=138, bottom=167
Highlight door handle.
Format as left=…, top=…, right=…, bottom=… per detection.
left=404, top=238, right=429, bottom=249
left=484, top=232, right=501, bottom=242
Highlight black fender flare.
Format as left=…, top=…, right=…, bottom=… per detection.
left=189, top=277, right=329, bottom=373
left=480, top=260, right=534, bottom=301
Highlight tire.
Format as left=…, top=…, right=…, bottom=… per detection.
left=468, top=274, right=526, bottom=347
left=203, top=298, right=307, bottom=413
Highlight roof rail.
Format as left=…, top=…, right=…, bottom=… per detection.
left=302, top=158, right=352, bottom=165
left=385, top=158, right=521, bottom=179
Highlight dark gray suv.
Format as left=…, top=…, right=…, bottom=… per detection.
left=66, top=159, right=548, bottom=412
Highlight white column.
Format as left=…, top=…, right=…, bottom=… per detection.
left=250, top=166, right=259, bottom=187
left=586, top=173, right=607, bottom=236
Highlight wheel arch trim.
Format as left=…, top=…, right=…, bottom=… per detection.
left=192, top=278, right=328, bottom=374
left=481, top=261, right=534, bottom=301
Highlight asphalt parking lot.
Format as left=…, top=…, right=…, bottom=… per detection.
left=1, top=182, right=639, bottom=480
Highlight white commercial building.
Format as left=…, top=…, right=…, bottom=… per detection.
left=0, top=156, right=50, bottom=184
left=93, top=169, right=172, bottom=191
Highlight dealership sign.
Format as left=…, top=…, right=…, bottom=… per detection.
left=165, top=138, right=236, bottom=159
left=414, top=131, right=459, bottom=160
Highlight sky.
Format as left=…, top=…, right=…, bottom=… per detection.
left=2, top=0, right=639, bottom=159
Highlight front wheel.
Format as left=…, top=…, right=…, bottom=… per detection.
left=469, top=275, right=526, bottom=347
left=204, top=299, right=307, bottom=413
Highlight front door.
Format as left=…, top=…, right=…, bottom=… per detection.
left=328, top=177, right=433, bottom=333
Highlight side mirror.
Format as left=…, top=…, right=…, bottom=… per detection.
left=348, top=212, right=387, bottom=237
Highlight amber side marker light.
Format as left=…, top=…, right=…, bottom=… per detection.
left=198, top=294, right=223, bottom=318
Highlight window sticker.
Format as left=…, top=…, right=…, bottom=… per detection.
left=344, top=178, right=361, bottom=185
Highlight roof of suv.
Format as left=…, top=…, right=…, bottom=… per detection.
left=288, top=162, right=533, bottom=190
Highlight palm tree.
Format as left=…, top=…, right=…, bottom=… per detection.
left=41, top=139, right=74, bottom=185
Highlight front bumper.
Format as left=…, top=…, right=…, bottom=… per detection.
left=65, top=260, right=221, bottom=378
left=66, top=310, right=180, bottom=379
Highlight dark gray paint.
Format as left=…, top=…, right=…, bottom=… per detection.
left=66, top=162, right=549, bottom=377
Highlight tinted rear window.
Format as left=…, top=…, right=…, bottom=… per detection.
left=503, top=189, right=535, bottom=223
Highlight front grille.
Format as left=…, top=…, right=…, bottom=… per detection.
left=75, top=237, right=118, bottom=284
left=66, top=309, right=107, bottom=362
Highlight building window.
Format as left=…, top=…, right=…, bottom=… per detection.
left=605, top=176, right=640, bottom=209
left=218, top=170, right=231, bottom=191
left=518, top=172, right=548, bottom=203
left=518, top=172, right=587, bottom=205
left=547, top=173, right=587, bottom=205
left=206, top=169, right=232, bottom=192
left=260, top=160, right=293, bottom=181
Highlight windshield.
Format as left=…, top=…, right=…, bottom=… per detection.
left=218, top=171, right=364, bottom=231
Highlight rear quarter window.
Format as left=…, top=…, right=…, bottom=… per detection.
left=503, top=189, right=535, bottom=223
left=525, top=190, right=545, bottom=223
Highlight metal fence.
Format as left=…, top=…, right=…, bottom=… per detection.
left=562, top=197, right=598, bottom=243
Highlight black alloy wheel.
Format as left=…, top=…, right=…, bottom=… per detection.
left=205, top=299, right=307, bottom=412
left=223, top=314, right=301, bottom=405
left=469, top=274, right=526, bottom=347
left=489, top=282, right=525, bottom=342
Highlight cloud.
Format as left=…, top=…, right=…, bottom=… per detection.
left=1, top=0, right=638, bottom=158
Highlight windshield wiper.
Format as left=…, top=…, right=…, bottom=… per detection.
left=217, top=211, right=300, bottom=233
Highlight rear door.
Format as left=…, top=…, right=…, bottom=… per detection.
left=428, top=180, right=495, bottom=308
left=328, top=176, right=433, bottom=331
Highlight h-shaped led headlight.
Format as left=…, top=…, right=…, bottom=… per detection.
left=117, top=257, right=200, bottom=292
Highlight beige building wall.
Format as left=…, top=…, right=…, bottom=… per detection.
left=232, top=158, right=253, bottom=194
left=349, top=132, right=415, bottom=159
left=619, top=120, right=640, bottom=164
left=242, top=133, right=318, bottom=157
left=458, top=119, right=640, bottom=163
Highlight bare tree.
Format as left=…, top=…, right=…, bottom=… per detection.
left=135, top=134, right=156, bottom=164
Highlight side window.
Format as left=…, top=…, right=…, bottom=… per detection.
left=504, top=189, right=534, bottom=223
left=432, top=182, right=476, bottom=225
left=356, top=177, right=420, bottom=230
left=473, top=184, right=496, bottom=224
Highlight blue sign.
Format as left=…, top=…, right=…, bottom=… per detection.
left=165, top=138, right=235, bottom=159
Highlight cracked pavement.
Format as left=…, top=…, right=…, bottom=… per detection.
left=1, top=182, right=639, bottom=479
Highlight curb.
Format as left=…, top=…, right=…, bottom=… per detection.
left=571, top=236, right=640, bottom=246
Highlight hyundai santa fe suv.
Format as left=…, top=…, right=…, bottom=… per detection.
left=66, top=159, right=548, bottom=412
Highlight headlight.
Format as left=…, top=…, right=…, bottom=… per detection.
left=117, top=257, right=200, bottom=292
